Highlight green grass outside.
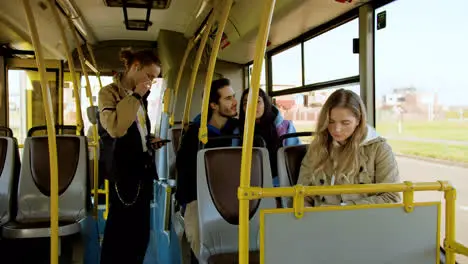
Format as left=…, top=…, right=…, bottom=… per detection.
left=376, top=120, right=468, bottom=142
left=292, top=120, right=468, bottom=164
left=387, top=140, right=468, bottom=164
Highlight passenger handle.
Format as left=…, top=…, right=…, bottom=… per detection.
left=278, top=132, right=314, bottom=147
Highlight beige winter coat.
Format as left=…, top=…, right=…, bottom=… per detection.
left=297, top=125, right=401, bottom=206
left=98, top=73, right=142, bottom=138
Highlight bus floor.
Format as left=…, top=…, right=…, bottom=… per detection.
left=0, top=215, right=101, bottom=264
left=0, top=234, right=81, bottom=264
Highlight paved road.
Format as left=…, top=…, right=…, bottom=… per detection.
left=388, top=136, right=468, bottom=146
left=397, top=156, right=468, bottom=263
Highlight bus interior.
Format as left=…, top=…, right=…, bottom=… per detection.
left=0, top=0, right=467, bottom=263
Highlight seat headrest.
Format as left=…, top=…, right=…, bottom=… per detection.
left=0, top=138, right=8, bottom=177
left=87, top=106, right=99, bottom=125
left=284, top=145, right=308, bottom=185
left=204, top=148, right=263, bottom=225
left=29, top=137, right=81, bottom=196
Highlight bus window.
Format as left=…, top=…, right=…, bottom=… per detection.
left=304, top=18, right=358, bottom=85
left=63, top=75, right=113, bottom=131
left=375, top=1, right=468, bottom=262
left=8, top=69, right=58, bottom=144
left=248, top=62, right=266, bottom=90
left=272, top=44, right=302, bottom=91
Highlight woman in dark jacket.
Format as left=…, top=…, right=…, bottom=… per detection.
left=98, top=48, right=166, bottom=264
left=236, top=89, right=300, bottom=187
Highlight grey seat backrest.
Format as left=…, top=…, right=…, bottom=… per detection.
left=0, top=137, right=20, bottom=226
left=167, top=124, right=182, bottom=180
left=262, top=203, right=440, bottom=264
left=86, top=106, right=98, bottom=125
left=277, top=145, right=308, bottom=207
left=16, top=135, right=88, bottom=223
left=197, top=147, right=276, bottom=263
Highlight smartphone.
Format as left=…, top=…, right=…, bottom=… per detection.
left=151, top=139, right=171, bottom=148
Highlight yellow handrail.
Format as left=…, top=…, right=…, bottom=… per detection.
left=453, top=242, right=468, bottom=257
left=84, top=43, right=106, bottom=219
left=66, top=15, right=101, bottom=218
left=169, top=37, right=196, bottom=127
left=445, top=187, right=456, bottom=263
left=199, top=0, right=233, bottom=144
left=86, top=43, right=103, bottom=89
left=85, top=43, right=109, bottom=219
left=239, top=180, right=466, bottom=263
left=181, top=12, right=215, bottom=133
left=22, top=1, right=60, bottom=264
left=238, top=0, right=276, bottom=263
left=48, top=0, right=83, bottom=136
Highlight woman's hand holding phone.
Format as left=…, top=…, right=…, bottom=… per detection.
left=150, top=137, right=171, bottom=149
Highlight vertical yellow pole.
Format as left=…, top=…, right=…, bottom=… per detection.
left=58, top=62, right=63, bottom=127
left=199, top=0, right=233, bottom=144
left=27, top=90, right=33, bottom=131
left=48, top=0, right=83, bottom=136
left=67, top=17, right=93, bottom=106
left=169, top=38, right=195, bottom=126
left=86, top=43, right=103, bottom=89
left=181, top=13, right=215, bottom=133
left=85, top=42, right=109, bottom=219
left=22, top=1, right=60, bottom=264
left=445, top=188, right=457, bottom=264
left=103, top=180, right=109, bottom=219
left=67, top=16, right=98, bottom=216
left=238, top=1, right=276, bottom=263
left=85, top=43, right=102, bottom=217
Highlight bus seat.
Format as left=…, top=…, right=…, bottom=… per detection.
left=167, top=125, right=182, bottom=180
left=2, top=135, right=88, bottom=239
left=208, top=252, right=260, bottom=264
left=197, top=147, right=276, bottom=264
left=261, top=203, right=439, bottom=264
left=28, top=125, right=84, bottom=137
left=277, top=144, right=308, bottom=207
left=0, top=137, right=21, bottom=227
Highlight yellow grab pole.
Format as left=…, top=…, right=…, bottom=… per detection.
left=454, top=242, right=468, bottom=257
left=181, top=12, right=215, bottom=133
left=67, top=17, right=93, bottom=106
left=67, top=16, right=99, bottom=217
left=445, top=188, right=457, bottom=264
left=48, top=0, right=83, bottom=136
left=238, top=0, right=276, bottom=263
left=85, top=42, right=109, bottom=220
left=169, top=38, right=195, bottom=127
left=85, top=43, right=103, bottom=218
left=103, top=180, right=110, bottom=219
left=199, top=0, right=233, bottom=144
left=86, top=43, right=103, bottom=89
left=23, top=1, right=60, bottom=264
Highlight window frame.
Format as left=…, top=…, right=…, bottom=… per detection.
left=244, top=0, right=396, bottom=99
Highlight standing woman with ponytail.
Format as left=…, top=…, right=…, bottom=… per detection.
left=98, top=48, right=165, bottom=263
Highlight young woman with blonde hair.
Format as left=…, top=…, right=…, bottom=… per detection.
left=297, top=89, right=401, bottom=206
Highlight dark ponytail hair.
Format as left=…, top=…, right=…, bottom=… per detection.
left=120, top=48, right=161, bottom=72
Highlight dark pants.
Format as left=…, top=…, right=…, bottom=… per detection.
left=100, top=177, right=152, bottom=264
